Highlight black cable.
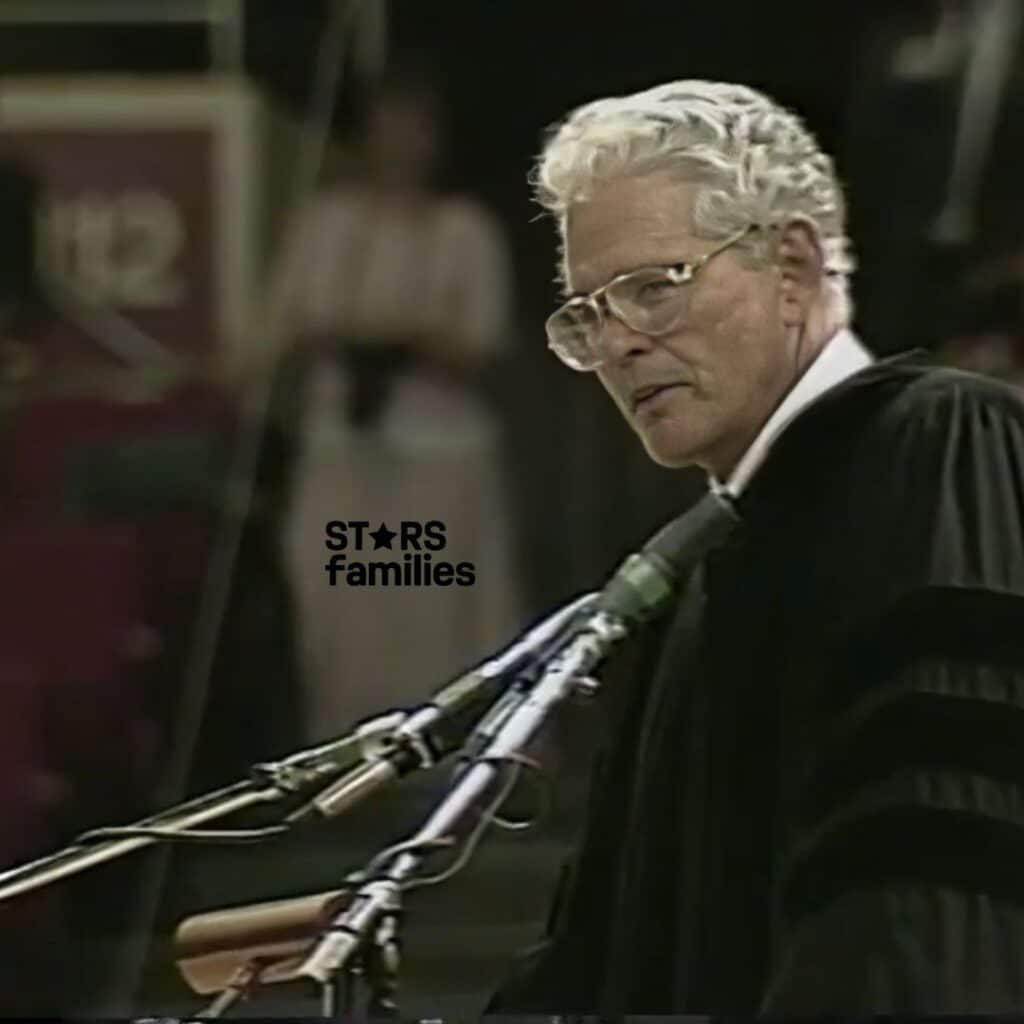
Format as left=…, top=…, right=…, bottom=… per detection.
left=74, top=825, right=289, bottom=845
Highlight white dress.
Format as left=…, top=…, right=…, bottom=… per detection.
left=274, top=187, right=523, bottom=739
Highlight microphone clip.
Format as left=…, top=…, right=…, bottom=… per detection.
left=248, top=710, right=408, bottom=795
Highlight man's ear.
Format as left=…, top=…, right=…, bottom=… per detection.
left=775, top=216, right=826, bottom=327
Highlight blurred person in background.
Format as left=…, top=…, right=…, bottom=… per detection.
left=273, top=67, right=522, bottom=742
left=488, top=79, right=1024, bottom=1014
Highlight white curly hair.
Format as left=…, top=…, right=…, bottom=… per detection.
left=534, top=80, right=856, bottom=323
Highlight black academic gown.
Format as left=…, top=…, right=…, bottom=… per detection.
left=488, top=352, right=1024, bottom=1014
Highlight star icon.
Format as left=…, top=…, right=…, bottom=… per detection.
left=369, top=521, right=397, bottom=550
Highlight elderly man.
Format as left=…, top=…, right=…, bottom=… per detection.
left=489, top=81, right=1024, bottom=1014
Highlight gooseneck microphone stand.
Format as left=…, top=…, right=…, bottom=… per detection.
left=0, top=591, right=594, bottom=905
left=188, top=491, right=739, bottom=1019
left=291, top=610, right=630, bottom=1018
left=0, top=722, right=386, bottom=904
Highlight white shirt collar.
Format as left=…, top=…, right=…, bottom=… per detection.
left=710, top=328, right=874, bottom=499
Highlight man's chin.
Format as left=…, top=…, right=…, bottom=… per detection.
left=639, top=432, right=702, bottom=470
left=630, top=405, right=709, bottom=465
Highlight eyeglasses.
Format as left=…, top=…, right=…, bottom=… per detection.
left=545, top=224, right=756, bottom=371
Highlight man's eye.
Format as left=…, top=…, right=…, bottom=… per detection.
left=637, top=279, right=677, bottom=299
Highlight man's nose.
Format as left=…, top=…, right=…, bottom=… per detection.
left=599, top=310, right=656, bottom=364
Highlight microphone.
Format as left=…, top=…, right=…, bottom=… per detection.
left=285, top=592, right=597, bottom=823
left=595, top=489, right=739, bottom=624
left=454, top=491, right=740, bottom=771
